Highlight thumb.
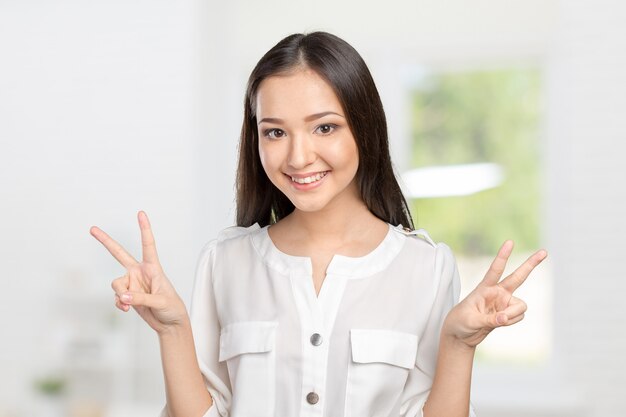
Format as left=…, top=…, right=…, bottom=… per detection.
left=119, top=291, right=167, bottom=310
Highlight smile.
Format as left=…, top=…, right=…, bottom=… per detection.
left=289, top=171, right=329, bottom=184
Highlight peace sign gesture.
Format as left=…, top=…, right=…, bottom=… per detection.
left=442, top=240, right=548, bottom=348
left=90, top=211, right=188, bottom=334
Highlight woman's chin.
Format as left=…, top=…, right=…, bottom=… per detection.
left=291, top=200, right=330, bottom=214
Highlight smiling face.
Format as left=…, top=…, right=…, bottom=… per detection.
left=256, top=68, right=361, bottom=214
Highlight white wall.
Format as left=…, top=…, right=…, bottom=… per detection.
left=0, top=1, right=223, bottom=414
left=545, top=1, right=626, bottom=415
left=2, top=1, right=625, bottom=416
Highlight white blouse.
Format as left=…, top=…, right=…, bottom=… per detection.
left=161, top=223, right=477, bottom=417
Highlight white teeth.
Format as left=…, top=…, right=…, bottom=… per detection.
left=291, top=171, right=327, bottom=184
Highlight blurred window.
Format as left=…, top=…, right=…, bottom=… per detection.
left=408, top=67, right=551, bottom=365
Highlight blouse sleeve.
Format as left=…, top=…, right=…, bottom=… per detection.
left=160, top=240, right=232, bottom=417
left=400, top=242, right=477, bottom=417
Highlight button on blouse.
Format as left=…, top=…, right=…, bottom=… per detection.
left=160, top=223, right=476, bottom=417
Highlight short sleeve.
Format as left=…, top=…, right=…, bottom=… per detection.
left=160, top=240, right=232, bottom=417
left=400, top=242, right=477, bottom=417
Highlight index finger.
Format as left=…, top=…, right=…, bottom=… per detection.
left=481, top=240, right=514, bottom=286
left=90, top=226, right=138, bottom=268
left=499, top=249, right=548, bottom=293
left=138, top=211, right=159, bottom=263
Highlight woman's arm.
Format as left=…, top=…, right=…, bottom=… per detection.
left=422, top=331, right=475, bottom=417
left=159, top=320, right=213, bottom=417
left=90, top=211, right=216, bottom=417
left=424, top=240, right=547, bottom=417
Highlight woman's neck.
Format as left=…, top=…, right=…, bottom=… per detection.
left=275, top=195, right=388, bottom=251
left=294, top=203, right=372, bottom=234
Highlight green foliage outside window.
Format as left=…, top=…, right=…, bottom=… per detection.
left=410, top=68, right=542, bottom=255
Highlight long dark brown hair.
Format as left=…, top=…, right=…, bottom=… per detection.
left=236, top=31, right=414, bottom=229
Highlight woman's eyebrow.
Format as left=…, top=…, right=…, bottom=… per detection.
left=304, top=111, right=344, bottom=122
left=258, top=117, right=283, bottom=125
left=258, top=111, right=344, bottom=125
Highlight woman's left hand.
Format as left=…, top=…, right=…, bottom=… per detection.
left=442, top=240, right=548, bottom=349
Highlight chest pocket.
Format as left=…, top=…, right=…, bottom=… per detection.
left=345, top=329, right=418, bottom=417
left=219, top=321, right=278, bottom=417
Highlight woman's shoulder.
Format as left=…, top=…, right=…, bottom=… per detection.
left=391, top=224, right=444, bottom=251
left=391, top=225, right=437, bottom=247
left=216, top=223, right=263, bottom=243
left=198, top=223, right=263, bottom=255
left=389, top=225, right=459, bottom=297
left=390, top=224, right=456, bottom=263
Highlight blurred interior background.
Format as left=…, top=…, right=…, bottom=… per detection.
left=1, top=1, right=625, bottom=416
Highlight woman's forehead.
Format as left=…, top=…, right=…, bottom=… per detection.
left=255, top=69, right=344, bottom=121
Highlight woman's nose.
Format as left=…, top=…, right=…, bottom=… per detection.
left=287, top=133, right=316, bottom=169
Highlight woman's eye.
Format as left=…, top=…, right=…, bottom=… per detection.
left=264, top=128, right=286, bottom=139
left=315, top=124, right=337, bottom=135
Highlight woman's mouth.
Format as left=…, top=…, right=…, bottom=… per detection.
left=289, top=171, right=329, bottom=184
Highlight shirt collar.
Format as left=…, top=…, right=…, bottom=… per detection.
left=250, top=223, right=406, bottom=279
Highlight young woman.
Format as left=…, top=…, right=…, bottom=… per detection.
left=90, top=32, right=547, bottom=417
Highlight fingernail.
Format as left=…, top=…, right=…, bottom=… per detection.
left=121, top=293, right=132, bottom=302
left=496, top=314, right=506, bottom=325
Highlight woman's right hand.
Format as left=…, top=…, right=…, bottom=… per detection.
left=90, top=211, right=188, bottom=334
